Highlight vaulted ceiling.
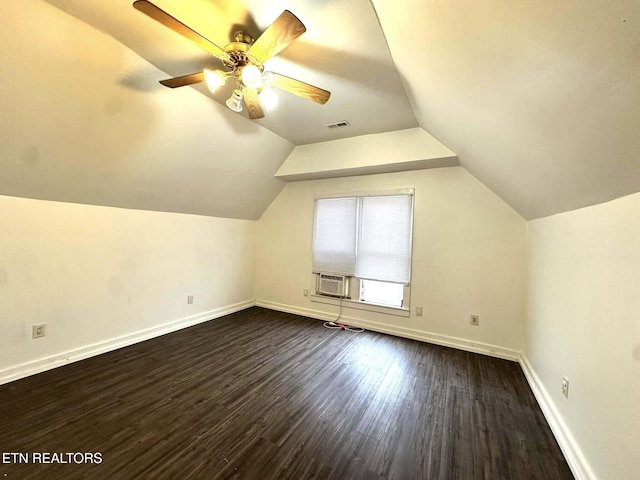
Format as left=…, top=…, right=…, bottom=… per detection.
left=2, top=0, right=639, bottom=220
left=44, top=0, right=418, bottom=145
left=372, top=0, right=640, bottom=219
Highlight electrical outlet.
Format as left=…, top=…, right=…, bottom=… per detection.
left=187, top=294, right=194, bottom=304
left=470, top=314, right=479, bottom=326
left=32, top=324, right=46, bottom=339
left=303, top=288, right=309, bottom=297
left=415, top=306, right=423, bottom=316
left=562, top=377, right=570, bottom=398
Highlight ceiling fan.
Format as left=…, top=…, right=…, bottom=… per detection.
left=132, top=0, right=331, bottom=119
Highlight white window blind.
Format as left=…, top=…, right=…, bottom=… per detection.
left=312, top=197, right=358, bottom=275
left=312, top=193, right=413, bottom=284
left=356, top=195, right=413, bottom=284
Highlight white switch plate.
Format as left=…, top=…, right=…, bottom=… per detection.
left=187, top=294, right=194, bottom=304
left=470, top=314, right=479, bottom=326
left=415, top=306, right=423, bottom=316
left=32, top=324, right=46, bottom=339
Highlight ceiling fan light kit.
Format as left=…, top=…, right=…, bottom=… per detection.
left=225, top=89, right=244, bottom=113
left=203, top=68, right=227, bottom=93
left=241, top=64, right=264, bottom=90
left=132, top=0, right=331, bottom=120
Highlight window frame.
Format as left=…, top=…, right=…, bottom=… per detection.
left=310, top=188, right=414, bottom=315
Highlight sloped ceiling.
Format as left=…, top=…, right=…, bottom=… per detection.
left=2, top=0, right=639, bottom=221
left=45, top=0, right=418, bottom=145
left=372, top=0, right=640, bottom=219
left=0, top=0, right=293, bottom=220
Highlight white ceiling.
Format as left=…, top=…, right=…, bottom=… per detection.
left=6, top=0, right=640, bottom=220
left=1, top=0, right=293, bottom=220
left=372, top=0, right=640, bottom=219
left=46, top=0, right=418, bottom=145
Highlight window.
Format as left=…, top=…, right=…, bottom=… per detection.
left=312, top=197, right=358, bottom=275
left=312, top=192, right=413, bottom=310
left=360, top=279, right=404, bottom=308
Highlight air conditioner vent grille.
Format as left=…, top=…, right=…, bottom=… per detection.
left=317, top=274, right=349, bottom=298
left=325, top=121, right=351, bottom=129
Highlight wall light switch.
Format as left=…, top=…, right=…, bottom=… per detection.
left=32, top=324, right=46, bottom=339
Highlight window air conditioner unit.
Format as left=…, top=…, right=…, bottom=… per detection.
left=317, top=274, right=349, bottom=298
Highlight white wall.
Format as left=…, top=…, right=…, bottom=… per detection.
left=526, top=192, right=640, bottom=480
left=255, top=167, right=527, bottom=357
left=0, top=195, right=256, bottom=384
left=0, top=0, right=268, bottom=384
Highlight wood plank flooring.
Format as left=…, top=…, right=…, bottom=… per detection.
left=0, top=307, right=573, bottom=479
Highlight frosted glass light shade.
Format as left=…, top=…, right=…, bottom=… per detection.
left=241, top=65, right=263, bottom=89
left=203, top=69, right=226, bottom=93
left=226, top=89, right=244, bottom=112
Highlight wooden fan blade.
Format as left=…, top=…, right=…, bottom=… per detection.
left=266, top=72, right=330, bottom=105
left=159, top=72, right=205, bottom=88
left=133, top=0, right=230, bottom=62
left=249, top=11, right=306, bottom=63
left=243, top=88, right=265, bottom=119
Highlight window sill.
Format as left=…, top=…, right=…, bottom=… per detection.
left=310, top=294, right=410, bottom=318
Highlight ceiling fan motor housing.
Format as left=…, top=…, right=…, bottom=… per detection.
left=223, top=34, right=264, bottom=87
left=233, top=31, right=254, bottom=45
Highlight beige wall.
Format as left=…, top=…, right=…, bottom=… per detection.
left=255, top=167, right=527, bottom=356
left=526, top=192, right=640, bottom=480
left=0, top=195, right=256, bottom=383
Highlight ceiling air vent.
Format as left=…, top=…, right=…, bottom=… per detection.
left=325, top=120, right=351, bottom=129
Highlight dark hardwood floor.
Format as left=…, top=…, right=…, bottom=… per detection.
left=0, top=307, right=573, bottom=479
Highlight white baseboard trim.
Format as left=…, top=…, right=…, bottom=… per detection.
left=520, top=354, right=595, bottom=480
left=0, top=299, right=255, bottom=386
left=255, top=299, right=520, bottom=362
